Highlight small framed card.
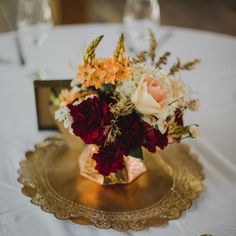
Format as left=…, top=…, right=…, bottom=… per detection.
left=34, top=80, right=71, bottom=130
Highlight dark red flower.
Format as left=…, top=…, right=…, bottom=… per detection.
left=117, top=113, right=168, bottom=154
left=91, top=112, right=144, bottom=175
left=68, top=96, right=111, bottom=145
left=142, top=122, right=168, bottom=152
left=92, top=144, right=125, bottom=176
left=117, top=113, right=144, bottom=155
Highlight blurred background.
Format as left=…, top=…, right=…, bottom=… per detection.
left=1, top=0, right=236, bottom=35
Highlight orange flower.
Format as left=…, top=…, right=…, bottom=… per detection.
left=79, top=59, right=106, bottom=89
left=77, top=64, right=96, bottom=83
left=116, top=66, right=132, bottom=80
left=104, top=59, right=121, bottom=84
left=112, top=57, right=131, bottom=81
left=77, top=57, right=132, bottom=89
left=58, top=89, right=80, bottom=105
left=103, top=58, right=123, bottom=74
left=91, top=68, right=107, bottom=89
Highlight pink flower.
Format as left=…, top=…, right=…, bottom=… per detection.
left=131, top=76, right=168, bottom=115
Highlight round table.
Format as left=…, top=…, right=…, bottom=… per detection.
left=0, top=24, right=236, bottom=236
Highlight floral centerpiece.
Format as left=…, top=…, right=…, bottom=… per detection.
left=53, top=31, right=200, bottom=184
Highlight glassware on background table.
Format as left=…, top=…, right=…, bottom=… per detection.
left=17, top=0, right=53, bottom=79
left=123, top=0, right=160, bottom=53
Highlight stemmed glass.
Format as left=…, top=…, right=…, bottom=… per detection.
left=123, top=0, right=160, bottom=53
left=17, top=0, right=53, bottom=79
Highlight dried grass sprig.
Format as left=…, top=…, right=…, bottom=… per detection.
left=110, top=96, right=134, bottom=118
left=83, top=35, right=103, bottom=65
left=132, top=51, right=148, bottom=64
left=149, top=29, right=157, bottom=63
left=168, top=122, right=189, bottom=137
left=104, top=120, right=121, bottom=145
left=182, top=59, right=201, bottom=70
left=104, top=97, right=135, bottom=145
left=169, top=58, right=200, bottom=75
left=155, top=51, right=171, bottom=69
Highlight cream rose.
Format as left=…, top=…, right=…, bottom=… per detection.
left=131, top=76, right=169, bottom=116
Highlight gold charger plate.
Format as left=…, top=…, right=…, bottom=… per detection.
left=18, top=135, right=204, bottom=231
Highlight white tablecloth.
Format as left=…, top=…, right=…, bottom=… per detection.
left=0, top=24, right=236, bottom=236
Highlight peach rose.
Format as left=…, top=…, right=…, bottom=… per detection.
left=131, top=76, right=168, bottom=115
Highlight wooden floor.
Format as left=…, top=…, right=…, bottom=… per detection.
left=0, top=0, right=236, bottom=36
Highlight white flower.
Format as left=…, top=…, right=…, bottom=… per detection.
left=55, top=106, right=73, bottom=133
left=72, top=94, right=98, bottom=106
left=156, top=119, right=168, bottom=134
left=142, top=115, right=167, bottom=134
left=116, top=79, right=137, bottom=97
left=70, top=78, right=80, bottom=87
left=71, top=86, right=82, bottom=93
left=83, top=93, right=97, bottom=101
left=189, top=125, right=200, bottom=139
left=170, top=78, right=187, bottom=100
left=131, top=63, right=168, bottom=79
left=55, top=106, right=68, bottom=121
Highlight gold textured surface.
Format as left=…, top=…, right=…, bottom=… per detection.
left=18, top=135, right=204, bottom=231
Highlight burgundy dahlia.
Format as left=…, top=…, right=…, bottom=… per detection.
left=92, top=144, right=125, bottom=176
left=68, top=96, right=111, bottom=145
left=117, top=113, right=145, bottom=155
left=142, top=122, right=168, bottom=152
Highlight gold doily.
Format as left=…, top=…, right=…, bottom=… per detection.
left=18, top=135, right=204, bottom=231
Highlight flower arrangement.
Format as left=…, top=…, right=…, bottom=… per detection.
left=53, top=31, right=200, bottom=176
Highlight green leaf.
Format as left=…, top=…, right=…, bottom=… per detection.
left=100, top=84, right=115, bottom=93
left=129, top=147, right=143, bottom=160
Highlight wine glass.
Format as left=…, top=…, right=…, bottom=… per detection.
left=123, top=0, right=160, bottom=53
left=17, top=0, right=53, bottom=79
